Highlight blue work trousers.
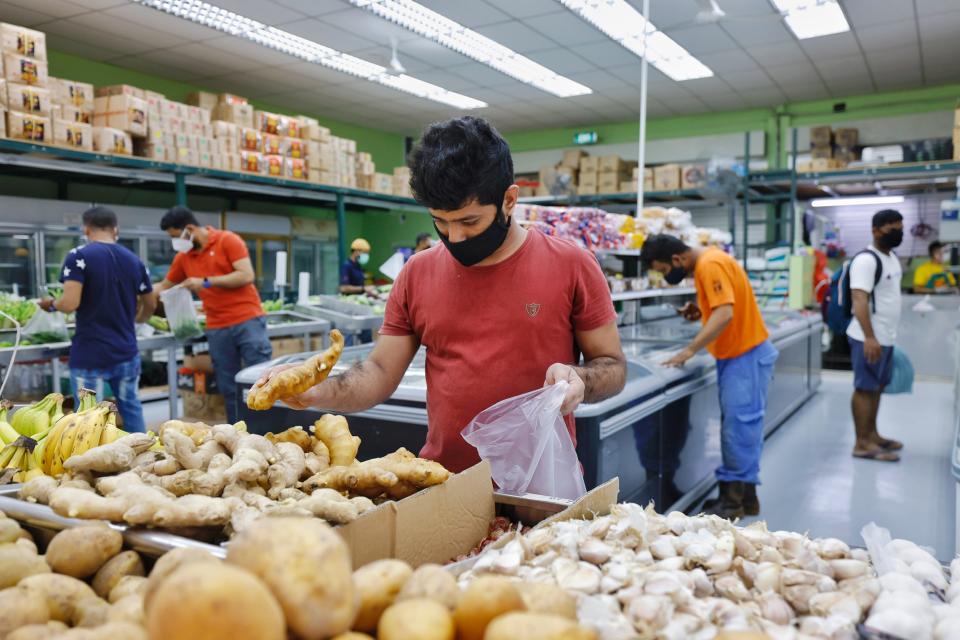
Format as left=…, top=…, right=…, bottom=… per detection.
left=715, top=340, right=779, bottom=484
left=70, top=355, right=145, bottom=433
left=205, top=316, right=272, bottom=423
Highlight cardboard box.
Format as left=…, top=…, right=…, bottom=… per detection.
left=144, top=90, right=165, bottom=104
left=954, top=128, right=960, bottom=161
left=239, top=149, right=264, bottom=174
left=224, top=154, right=242, bottom=173
left=286, top=157, right=308, bottom=180
left=834, top=146, right=859, bottom=164
left=652, top=164, right=680, bottom=191
left=680, top=163, right=706, bottom=190
left=300, top=116, right=330, bottom=142
left=181, top=390, right=226, bottom=424
left=0, top=23, right=46, bottom=60
left=137, top=143, right=171, bottom=162
left=287, top=137, right=307, bottom=159
left=577, top=184, right=598, bottom=195
left=0, top=108, right=5, bottom=138
left=56, top=105, right=91, bottom=124
left=579, top=171, right=598, bottom=188
left=598, top=172, right=621, bottom=193
left=599, top=155, right=636, bottom=174
left=187, top=91, right=218, bottom=111
left=212, top=119, right=237, bottom=139
left=263, top=154, right=284, bottom=177
left=269, top=337, right=306, bottom=358
left=4, top=53, right=48, bottom=86
left=92, top=126, right=132, bottom=155
left=236, top=126, right=261, bottom=152
left=579, top=156, right=599, bottom=173
left=810, top=125, right=832, bottom=147
left=95, top=84, right=144, bottom=99
left=213, top=102, right=253, bottom=129
left=7, top=83, right=50, bottom=116
left=174, top=146, right=197, bottom=166
left=255, top=110, right=289, bottom=135
left=834, top=127, right=858, bottom=148
left=93, top=94, right=147, bottom=137
left=261, top=133, right=288, bottom=156
left=0, top=79, right=5, bottom=109
left=796, top=158, right=844, bottom=172
left=6, top=111, right=48, bottom=142
left=810, top=146, right=833, bottom=160
left=53, top=119, right=92, bottom=151
left=620, top=180, right=637, bottom=193
left=218, top=93, right=247, bottom=105
left=49, top=78, right=94, bottom=110
left=561, top=149, right=587, bottom=169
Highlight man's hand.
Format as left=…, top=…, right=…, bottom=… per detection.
left=863, top=336, right=883, bottom=364
left=254, top=362, right=321, bottom=410
left=182, top=277, right=205, bottom=293
left=38, top=298, right=56, bottom=312
left=662, top=347, right=695, bottom=368
left=677, top=302, right=702, bottom=322
left=544, top=363, right=585, bottom=416
left=364, top=285, right=378, bottom=296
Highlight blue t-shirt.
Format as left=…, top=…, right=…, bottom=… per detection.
left=60, top=242, right=153, bottom=370
left=340, top=259, right=365, bottom=287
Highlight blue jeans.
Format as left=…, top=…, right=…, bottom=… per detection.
left=70, top=355, right=145, bottom=433
left=715, top=340, right=779, bottom=484
left=205, top=316, right=272, bottom=423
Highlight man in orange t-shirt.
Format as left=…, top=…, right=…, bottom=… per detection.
left=155, top=206, right=272, bottom=422
left=641, top=234, right=778, bottom=520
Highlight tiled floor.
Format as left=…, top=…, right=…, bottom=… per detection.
left=741, top=371, right=957, bottom=561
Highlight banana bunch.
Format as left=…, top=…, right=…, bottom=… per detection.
left=10, top=392, right=64, bottom=437
left=39, top=399, right=126, bottom=476
left=0, top=435, right=43, bottom=483
left=0, top=400, right=19, bottom=445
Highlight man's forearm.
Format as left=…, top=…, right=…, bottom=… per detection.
left=210, top=271, right=252, bottom=289
left=306, top=361, right=396, bottom=413
left=852, top=297, right=875, bottom=340
left=686, top=309, right=731, bottom=354
left=340, top=284, right=364, bottom=294
left=575, top=356, right=626, bottom=403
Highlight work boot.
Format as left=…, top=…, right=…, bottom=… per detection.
left=701, top=481, right=745, bottom=520
left=742, top=483, right=760, bottom=516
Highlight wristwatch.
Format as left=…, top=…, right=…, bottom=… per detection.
left=202, top=278, right=212, bottom=289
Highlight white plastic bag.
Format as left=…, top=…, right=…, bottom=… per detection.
left=461, top=380, right=586, bottom=500
left=22, top=307, right=69, bottom=343
left=159, top=286, right=202, bottom=341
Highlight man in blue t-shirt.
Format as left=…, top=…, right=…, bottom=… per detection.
left=40, top=206, right=156, bottom=432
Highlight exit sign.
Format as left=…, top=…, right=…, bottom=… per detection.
left=573, top=131, right=598, bottom=145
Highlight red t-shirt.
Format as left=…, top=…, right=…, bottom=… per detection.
left=164, top=227, right=264, bottom=330
left=380, top=229, right=617, bottom=473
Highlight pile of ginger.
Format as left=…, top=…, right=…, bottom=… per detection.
left=18, top=415, right=451, bottom=537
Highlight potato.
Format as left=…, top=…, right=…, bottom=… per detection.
left=108, top=575, right=147, bottom=604
left=517, top=583, right=577, bottom=620
left=352, top=559, right=413, bottom=632
left=0, top=587, right=51, bottom=637
left=146, top=563, right=285, bottom=640
left=72, top=597, right=111, bottom=628
left=378, top=598, right=454, bottom=640
left=142, top=547, right=219, bottom=610
left=107, top=594, right=143, bottom=625
left=483, top=612, right=597, bottom=640
left=83, top=622, right=148, bottom=640
left=0, top=544, right=50, bottom=589
left=331, top=635, right=374, bottom=640
left=453, top=576, right=526, bottom=640
left=396, top=564, right=460, bottom=610
left=226, top=518, right=355, bottom=639
left=45, top=525, right=122, bottom=578
left=92, top=551, right=145, bottom=599
left=7, top=621, right=68, bottom=640
left=15, top=537, right=38, bottom=555
left=0, top=517, right=23, bottom=543
left=17, top=574, right=97, bottom=623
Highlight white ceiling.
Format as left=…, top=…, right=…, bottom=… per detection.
left=3, top=0, right=960, bottom=136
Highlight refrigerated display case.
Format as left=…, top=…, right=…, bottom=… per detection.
left=0, top=231, right=38, bottom=297
left=292, top=239, right=339, bottom=296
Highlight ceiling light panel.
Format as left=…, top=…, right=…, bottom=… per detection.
left=132, top=0, right=486, bottom=109
left=770, top=0, right=850, bottom=40
left=557, top=0, right=713, bottom=82
left=349, top=0, right=592, bottom=98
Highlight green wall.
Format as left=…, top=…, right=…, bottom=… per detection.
left=47, top=50, right=406, bottom=169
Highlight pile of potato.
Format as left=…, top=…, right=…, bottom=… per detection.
left=0, top=510, right=598, bottom=640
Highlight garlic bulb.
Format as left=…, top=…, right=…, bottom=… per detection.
left=829, top=559, right=870, bottom=580
left=759, top=592, right=795, bottom=625
left=579, top=538, right=614, bottom=566
left=625, top=594, right=673, bottom=635
left=815, top=538, right=850, bottom=560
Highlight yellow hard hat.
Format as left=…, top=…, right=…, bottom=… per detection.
left=350, top=238, right=371, bottom=252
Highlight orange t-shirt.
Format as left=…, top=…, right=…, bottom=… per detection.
left=164, top=227, right=263, bottom=330
left=694, top=247, right=768, bottom=360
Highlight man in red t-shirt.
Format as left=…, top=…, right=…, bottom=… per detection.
left=260, top=117, right=626, bottom=474
left=155, top=206, right=272, bottom=422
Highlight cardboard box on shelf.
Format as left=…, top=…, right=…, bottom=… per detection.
left=680, top=163, right=706, bottom=190
left=0, top=108, right=6, bottom=138
left=577, top=184, right=598, bottom=195
left=561, top=148, right=587, bottom=168
left=198, top=150, right=213, bottom=168
left=49, top=78, right=94, bottom=110
left=810, top=146, right=833, bottom=160
left=224, top=153, right=242, bottom=173
left=174, top=146, right=197, bottom=166
left=92, top=126, right=132, bottom=155
left=3, top=53, right=48, bottom=86
left=197, top=136, right=214, bottom=154
left=834, top=127, right=858, bottom=148
left=218, top=93, right=247, bottom=105
left=0, top=23, right=46, bottom=60
left=287, top=137, right=306, bottom=159
left=834, top=146, right=859, bottom=164
left=599, top=155, right=637, bottom=174
left=300, top=117, right=330, bottom=142
left=644, top=175, right=654, bottom=191
left=598, top=172, right=621, bottom=193
left=796, top=158, right=844, bottom=172
left=6, top=110, right=48, bottom=142
left=52, top=119, right=92, bottom=151
left=212, top=102, right=254, bottom=129
left=579, top=156, right=599, bottom=173
left=144, top=89, right=164, bottom=104
left=181, top=390, right=226, bottom=424
left=285, top=157, right=308, bottom=180
left=93, top=94, right=147, bottom=137
left=137, top=143, right=171, bottom=162
left=187, top=105, right=211, bottom=124
left=58, top=105, right=91, bottom=124
left=620, top=180, right=637, bottom=193
left=237, top=127, right=261, bottom=152
left=810, top=125, right=832, bottom=147
left=263, top=153, right=284, bottom=177
left=653, top=164, right=681, bottom=191
left=579, top=171, right=598, bottom=188
left=373, top=172, right=393, bottom=194
left=214, top=137, right=233, bottom=155
left=954, top=128, right=960, bottom=161
left=211, top=120, right=237, bottom=140
left=255, top=110, right=287, bottom=135
left=261, top=132, right=287, bottom=156
left=187, top=91, right=217, bottom=111
left=7, top=83, right=49, bottom=116
left=95, top=84, right=144, bottom=99
left=0, top=79, right=5, bottom=109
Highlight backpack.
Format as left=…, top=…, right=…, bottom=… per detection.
left=823, top=249, right=883, bottom=335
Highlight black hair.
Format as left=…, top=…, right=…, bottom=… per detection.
left=872, top=209, right=903, bottom=229
left=639, top=234, right=690, bottom=267
left=160, top=206, right=199, bottom=231
left=415, top=232, right=431, bottom=244
left=82, top=205, right=117, bottom=230
left=929, top=241, right=945, bottom=257
left=408, top=116, right=514, bottom=211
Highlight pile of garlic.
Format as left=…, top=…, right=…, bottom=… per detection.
left=863, top=536, right=960, bottom=640
left=458, top=504, right=881, bottom=640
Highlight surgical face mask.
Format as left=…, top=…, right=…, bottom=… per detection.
left=664, top=265, right=687, bottom=285
left=358, top=253, right=370, bottom=266
left=436, top=206, right=511, bottom=267
left=880, top=228, right=903, bottom=249
left=171, top=230, right=193, bottom=254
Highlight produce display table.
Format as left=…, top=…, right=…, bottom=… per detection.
left=294, top=297, right=383, bottom=342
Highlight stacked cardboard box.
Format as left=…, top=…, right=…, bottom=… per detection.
left=47, top=77, right=94, bottom=151
left=393, top=166, right=413, bottom=198
left=953, top=106, right=960, bottom=161
left=653, top=164, right=681, bottom=191
left=2, top=23, right=51, bottom=144
left=598, top=155, right=637, bottom=193
left=809, top=125, right=859, bottom=167
left=355, top=151, right=377, bottom=190
left=326, top=135, right=357, bottom=188
left=136, top=92, right=215, bottom=165
left=621, top=166, right=654, bottom=193
left=577, top=156, right=599, bottom=195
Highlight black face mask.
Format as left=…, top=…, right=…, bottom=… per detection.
left=436, top=206, right=511, bottom=267
left=880, top=229, right=903, bottom=249
left=664, top=265, right=687, bottom=285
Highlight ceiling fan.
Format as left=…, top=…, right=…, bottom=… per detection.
left=660, top=0, right=784, bottom=31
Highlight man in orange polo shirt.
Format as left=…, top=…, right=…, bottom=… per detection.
left=641, top=234, right=778, bottom=519
left=155, top=206, right=272, bottom=422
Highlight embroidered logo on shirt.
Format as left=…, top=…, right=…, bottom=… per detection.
left=712, top=280, right=723, bottom=294
left=525, top=303, right=541, bottom=317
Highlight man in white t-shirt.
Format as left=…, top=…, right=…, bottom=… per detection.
left=846, top=209, right=904, bottom=462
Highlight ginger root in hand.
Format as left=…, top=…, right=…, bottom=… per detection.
left=246, top=330, right=344, bottom=410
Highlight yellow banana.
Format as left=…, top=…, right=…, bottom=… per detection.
left=42, top=414, right=74, bottom=474
left=0, top=444, right=16, bottom=468
left=8, top=447, right=25, bottom=471
left=70, top=409, right=108, bottom=458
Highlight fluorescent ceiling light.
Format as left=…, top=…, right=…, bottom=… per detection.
left=132, top=0, right=486, bottom=109
left=810, top=196, right=904, bottom=208
left=349, top=0, right=591, bottom=98
left=557, top=0, right=713, bottom=81
left=770, top=0, right=850, bottom=39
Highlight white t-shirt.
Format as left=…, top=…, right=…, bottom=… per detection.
left=846, top=245, right=902, bottom=346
